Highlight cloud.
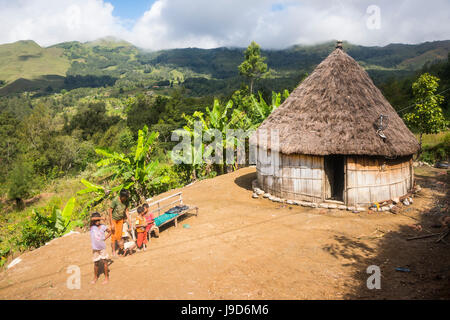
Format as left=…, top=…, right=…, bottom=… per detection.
left=130, top=0, right=450, bottom=50
left=0, top=0, right=449, bottom=49
left=130, top=0, right=275, bottom=50
left=0, top=0, right=127, bottom=46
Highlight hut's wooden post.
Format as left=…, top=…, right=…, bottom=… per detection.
left=343, top=156, right=347, bottom=204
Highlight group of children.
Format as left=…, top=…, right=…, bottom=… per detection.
left=121, top=203, right=160, bottom=255
left=89, top=202, right=160, bottom=284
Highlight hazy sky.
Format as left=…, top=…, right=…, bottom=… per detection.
left=1, top=0, right=449, bottom=50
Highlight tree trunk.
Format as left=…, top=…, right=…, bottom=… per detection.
left=417, top=132, right=423, bottom=159
left=192, top=167, right=197, bottom=181
left=15, top=198, right=24, bottom=210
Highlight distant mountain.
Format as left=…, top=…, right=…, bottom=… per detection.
left=83, top=36, right=135, bottom=48
left=0, top=38, right=449, bottom=96
left=0, top=40, right=69, bottom=83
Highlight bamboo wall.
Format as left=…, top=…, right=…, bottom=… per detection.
left=346, top=156, right=413, bottom=206
left=256, top=147, right=413, bottom=206
left=257, top=148, right=324, bottom=202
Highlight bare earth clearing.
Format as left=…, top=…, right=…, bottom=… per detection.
left=0, top=166, right=449, bottom=300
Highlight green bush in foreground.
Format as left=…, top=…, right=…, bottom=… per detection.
left=19, top=197, right=79, bottom=249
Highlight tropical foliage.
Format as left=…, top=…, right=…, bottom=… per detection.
left=21, top=197, right=78, bottom=249
left=248, top=90, right=290, bottom=124
left=404, top=73, right=448, bottom=149
left=176, top=89, right=289, bottom=178
left=79, top=125, right=171, bottom=205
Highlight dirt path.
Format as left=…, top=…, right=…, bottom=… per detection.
left=0, top=167, right=449, bottom=299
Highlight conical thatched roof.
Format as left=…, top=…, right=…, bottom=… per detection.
left=253, top=47, right=419, bottom=157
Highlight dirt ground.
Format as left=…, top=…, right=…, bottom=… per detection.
left=0, top=166, right=449, bottom=300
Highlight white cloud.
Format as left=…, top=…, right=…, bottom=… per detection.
left=129, top=0, right=450, bottom=50
left=130, top=0, right=275, bottom=50
left=0, top=0, right=449, bottom=49
left=0, top=0, right=127, bottom=46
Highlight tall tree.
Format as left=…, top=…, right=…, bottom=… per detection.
left=238, top=41, right=268, bottom=94
left=126, top=95, right=168, bottom=136
left=0, top=112, right=20, bottom=176
left=7, top=160, right=36, bottom=206
left=404, top=73, right=448, bottom=151
left=69, top=102, right=120, bottom=140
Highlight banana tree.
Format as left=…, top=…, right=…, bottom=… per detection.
left=79, top=125, right=168, bottom=205
left=182, top=99, right=254, bottom=175
left=32, top=197, right=77, bottom=238
left=175, top=112, right=211, bottom=180
left=77, top=179, right=114, bottom=211
left=248, top=90, right=289, bottom=125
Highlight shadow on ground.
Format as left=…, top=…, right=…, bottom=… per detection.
left=234, top=171, right=256, bottom=191
left=332, top=168, right=450, bottom=299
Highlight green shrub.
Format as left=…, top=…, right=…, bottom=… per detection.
left=419, top=132, right=450, bottom=163
left=0, top=245, right=11, bottom=267
left=148, top=163, right=182, bottom=196
left=20, top=216, right=55, bottom=249
left=419, top=150, right=436, bottom=164
left=7, top=161, right=37, bottom=202
left=18, top=197, right=76, bottom=249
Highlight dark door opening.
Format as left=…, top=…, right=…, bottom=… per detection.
left=324, top=155, right=345, bottom=201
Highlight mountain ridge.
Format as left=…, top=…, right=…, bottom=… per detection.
left=1, top=38, right=449, bottom=96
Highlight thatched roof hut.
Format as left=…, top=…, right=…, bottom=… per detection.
left=253, top=44, right=419, bottom=208
left=254, top=46, right=419, bottom=157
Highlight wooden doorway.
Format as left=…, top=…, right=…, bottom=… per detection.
left=324, top=155, right=345, bottom=201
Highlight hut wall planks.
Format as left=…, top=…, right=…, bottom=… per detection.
left=346, top=156, right=413, bottom=206
left=257, top=148, right=413, bottom=206
left=257, top=148, right=324, bottom=202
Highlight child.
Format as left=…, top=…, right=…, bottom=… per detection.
left=143, top=203, right=160, bottom=239
left=120, top=221, right=137, bottom=256
left=135, top=206, right=148, bottom=250
left=108, top=189, right=131, bottom=258
left=90, top=212, right=111, bottom=284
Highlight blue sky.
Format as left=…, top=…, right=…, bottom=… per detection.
left=109, top=1, right=286, bottom=21
left=109, top=0, right=156, bottom=21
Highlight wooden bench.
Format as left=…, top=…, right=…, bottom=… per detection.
left=129, top=191, right=198, bottom=234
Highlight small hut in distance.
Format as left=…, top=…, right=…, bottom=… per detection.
left=253, top=41, right=420, bottom=208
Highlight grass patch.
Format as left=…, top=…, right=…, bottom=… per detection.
left=0, top=40, right=70, bottom=83
left=419, top=131, right=450, bottom=148
left=417, top=131, right=450, bottom=164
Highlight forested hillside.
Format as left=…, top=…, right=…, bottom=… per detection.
left=1, top=38, right=450, bottom=97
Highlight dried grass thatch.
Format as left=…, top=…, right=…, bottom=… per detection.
left=252, top=48, right=420, bottom=157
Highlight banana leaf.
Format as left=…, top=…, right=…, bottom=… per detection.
left=61, top=197, right=76, bottom=221
left=134, top=127, right=145, bottom=162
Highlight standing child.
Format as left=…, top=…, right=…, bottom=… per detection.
left=135, top=206, right=148, bottom=250
left=143, top=203, right=159, bottom=239
left=90, top=212, right=111, bottom=284
left=109, top=189, right=131, bottom=258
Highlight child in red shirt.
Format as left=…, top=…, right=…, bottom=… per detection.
left=143, top=203, right=159, bottom=239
